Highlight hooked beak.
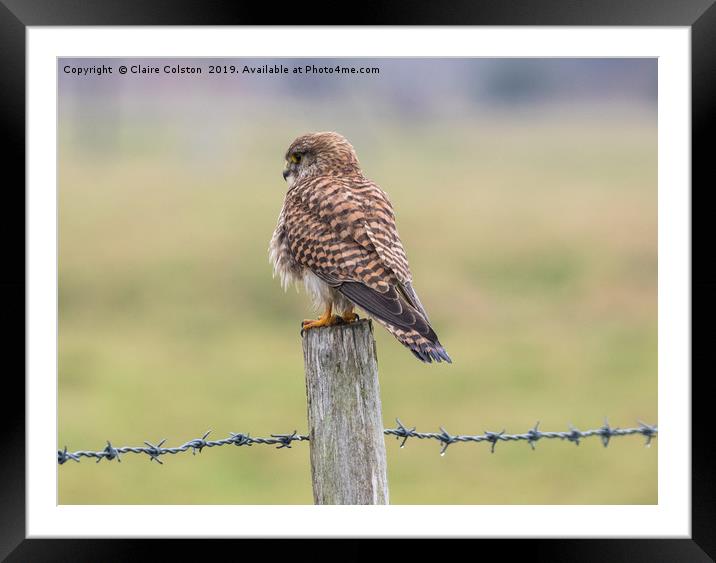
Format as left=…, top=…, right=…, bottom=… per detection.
left=282, top=168, right=290, bottom=181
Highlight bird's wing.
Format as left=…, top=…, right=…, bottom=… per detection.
left=395, top=281, right=431, bottom=323
left=309, top=177, right=431, bottom=314
left=284, top=177, right=449, bottom=362
left=288, top=177, right=407, bottom=282
left=282, top=180, right=372, bottom=286
left=354, top=190, right=432, bottom=322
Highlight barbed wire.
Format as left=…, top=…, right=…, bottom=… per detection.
left=58, top=418, right=657, bottom=465
left=387, top=418, right=657, bottom=455
left=57, top=430, right=309, bottom=465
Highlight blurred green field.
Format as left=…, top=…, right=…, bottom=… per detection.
left=58, top=107, right=656, bottom=504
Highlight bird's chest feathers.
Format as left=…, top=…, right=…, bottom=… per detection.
left=269, top=212, right=303, bottom=290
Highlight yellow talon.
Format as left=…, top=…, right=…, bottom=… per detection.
left=342, top=307, right=359, bottom=324
left=302, top=305, right=341, bottom=330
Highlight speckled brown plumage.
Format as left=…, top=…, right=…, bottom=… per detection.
left=269, top=132, right=451, bottom=363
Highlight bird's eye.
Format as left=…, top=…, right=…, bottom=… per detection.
left=290, top=153, right=302, bottom=164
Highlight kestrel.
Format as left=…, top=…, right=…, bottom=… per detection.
left=269, top=132, right=451, bottom=363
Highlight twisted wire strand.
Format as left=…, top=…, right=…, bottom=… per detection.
left=58, top=418, right=657, bottom=465
left=386, top=418, right=658, bottom=455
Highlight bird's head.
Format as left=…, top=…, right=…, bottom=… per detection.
left=282, top=132, right=360, bottom=187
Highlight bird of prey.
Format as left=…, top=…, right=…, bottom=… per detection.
left=269, top=132, right=451, bottom=363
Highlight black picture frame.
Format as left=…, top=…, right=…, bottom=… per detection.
left=2, top=1, right=712, bottom=559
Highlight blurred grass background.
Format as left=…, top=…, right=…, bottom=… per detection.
left=58, top=58, right=657, bottom=504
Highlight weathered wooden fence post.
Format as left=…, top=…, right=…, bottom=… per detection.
left=301, top=318, right=389, bottom=505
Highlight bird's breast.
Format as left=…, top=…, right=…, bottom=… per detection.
left=269, top=216, right=302, bottom=290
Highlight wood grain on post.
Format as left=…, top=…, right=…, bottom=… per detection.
left=301, top=319, right=389, bottom=505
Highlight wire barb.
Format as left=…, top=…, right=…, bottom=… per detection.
left=637, top=421, right=658, bottom=447
left=184, top=430, right=212, bottom=455
left=484, top=429, right=506, bottom=453
left=143, top=439, right=167, bottom=464
left=527, top=421, right=541, bottom=451
left=599, top=418, right=613, bottom=448
left=437, top=427, right=457, bottom=456
left=100, top=441, right=121, bottom=463
left=567, top=425, right=582, bottom=446
left=58, top=418, right=657, bottom=465
left=271, top=430, right=301, bottom=449
left=392, top=418, right=416, bottom=449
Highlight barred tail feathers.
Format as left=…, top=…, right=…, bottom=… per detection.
left=337, top=281, right=452, bottom=364
left=379, top=319, right=452, bottom=364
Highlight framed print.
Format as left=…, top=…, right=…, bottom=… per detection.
left=3, top=0, right=713, bottom=560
